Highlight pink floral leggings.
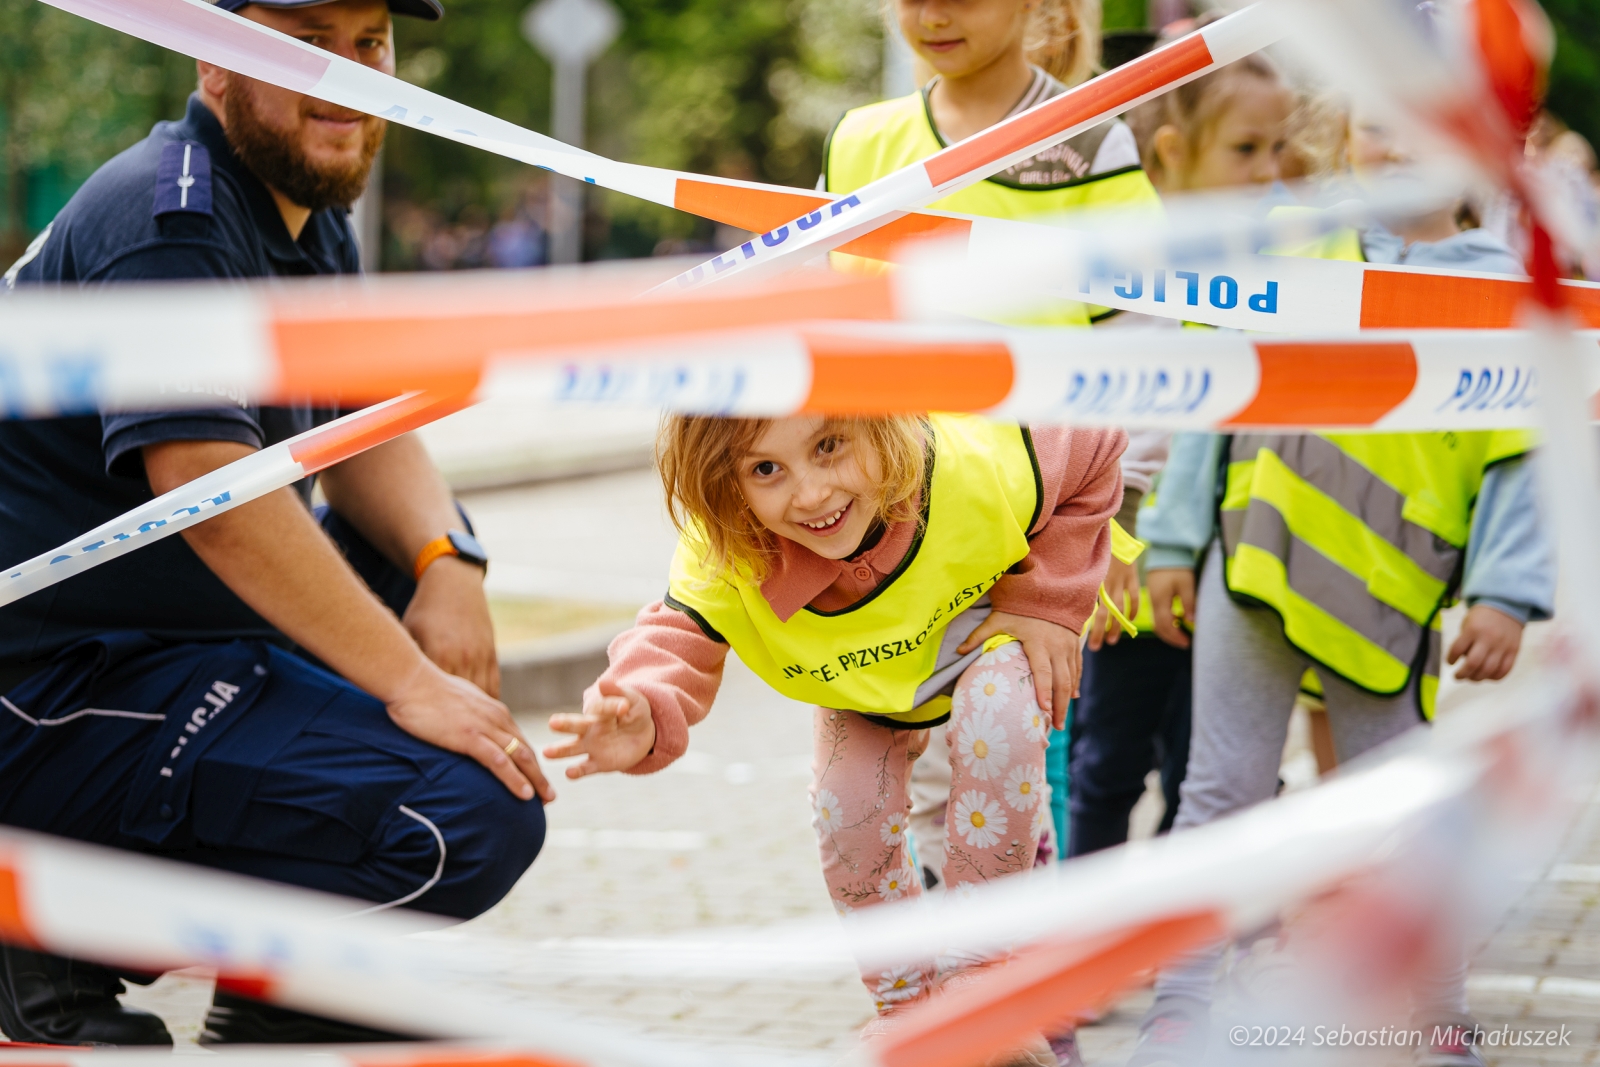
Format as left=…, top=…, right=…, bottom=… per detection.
left=809, top=640, right=1049, bottom=1010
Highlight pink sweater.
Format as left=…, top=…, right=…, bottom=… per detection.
left=590, top=425, right=1127, bottom=774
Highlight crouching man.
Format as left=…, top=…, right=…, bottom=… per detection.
left=0, top=0, right=551, bottom=1045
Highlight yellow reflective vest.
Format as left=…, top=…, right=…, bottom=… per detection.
left=666, top=414, right=1041, bottom=724
left=1227, top=222, right=1537, bottom=717
left=823, top=85, right=1161, bottom=325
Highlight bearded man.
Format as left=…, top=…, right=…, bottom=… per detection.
left=0, top=0, right=551, bottom=1046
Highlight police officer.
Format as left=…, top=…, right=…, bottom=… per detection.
left=0, top=0, right=552, bottom=1046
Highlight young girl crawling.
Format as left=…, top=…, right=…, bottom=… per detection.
left=545, top=414, right=1123, bottom=1058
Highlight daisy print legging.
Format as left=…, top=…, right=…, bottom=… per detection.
left=809, top=638, right=1049, bottom=1011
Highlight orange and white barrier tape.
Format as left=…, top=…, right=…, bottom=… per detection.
left=495, top=322, right=1597, bottom=428
left=660, top=5, right=1284, bottom=289
left=0, top=390, right=466, bottom=609
left=5, top=263, right=1599, bottom=420
left=36, top=0, right=1269, bottom=281
left=0, top=828, right=790, bottom=1067
left=892, top=212, right=1600, bottom=332
left=0, top=264, right=893, bottom=415
left=26, top=0, right=1578, bottom=337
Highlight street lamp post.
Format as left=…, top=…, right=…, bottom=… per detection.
left=522, top=0, right=621, bottom=264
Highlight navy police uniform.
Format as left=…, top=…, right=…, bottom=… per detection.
left=0, top=95, right=542, bottom=920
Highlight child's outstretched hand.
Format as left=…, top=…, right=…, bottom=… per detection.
left=957, top=611, right=1080, bottom=731
left=1447, top=603, right=1525, bottom=682
left=543, top=680, right=656, bottom=779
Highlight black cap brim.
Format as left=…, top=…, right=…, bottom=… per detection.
left=216, top=0, right=443, bottom=21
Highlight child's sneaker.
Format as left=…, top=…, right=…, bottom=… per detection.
left=1125, top=995, right=1209, bottom=1067
left=1415, top=1014, right=1487, bottom=1067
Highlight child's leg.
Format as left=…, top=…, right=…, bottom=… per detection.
left=906, top=724, right=951, bottom=886
left=1152, top=543, right=1310, bottom=1011
left=1045, top=718, right=1068, bottom=863
left=1067, top=639, right=1189, bottom=856
left=810, top=707, right=928, bottom=1010
left=940, top=640, right=1051, bottom=892
left=1154, top=645, right=1193, bottom=835
left=1316, top=671, right=1456, bottom=1016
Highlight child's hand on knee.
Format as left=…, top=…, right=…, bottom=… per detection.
left=958, top=611, right=1080, bottom=730
left=544, top=681, right=656, bottom=778
left=1447, top=604, right=1525, bottom=682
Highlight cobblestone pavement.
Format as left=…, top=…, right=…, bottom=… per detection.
left=117, top=472, right=1600, bottom=1064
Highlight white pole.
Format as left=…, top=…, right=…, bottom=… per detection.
left=523, top=0, right=621, bottom=266
left=351, top=146, right=383, bottom=272
left=549, top=59, right=586, bottom=264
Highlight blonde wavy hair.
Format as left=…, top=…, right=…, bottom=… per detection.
left=657, top=416, right=928, bottom=581
left=1026, top=0, right=1101, bottom=87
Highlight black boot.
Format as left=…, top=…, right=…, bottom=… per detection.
left=0, top=944, right=171, bottom=1046
left=199, top=990, right=423, bottom=1045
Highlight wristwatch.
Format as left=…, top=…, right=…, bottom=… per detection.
left=413, top=529, right=489, bottom=580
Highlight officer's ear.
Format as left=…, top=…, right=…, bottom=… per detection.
left=196, top=60, right=231, bottom=111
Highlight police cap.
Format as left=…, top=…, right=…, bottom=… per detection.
left=215, top=0, right=443, bottom=22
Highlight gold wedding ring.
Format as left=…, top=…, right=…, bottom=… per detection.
left=503, top=736, right=522, bottom=758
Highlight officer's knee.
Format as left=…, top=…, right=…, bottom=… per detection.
left=456, top=789, right=546, bottom=917
left=412, top=781, right=546, bottom=921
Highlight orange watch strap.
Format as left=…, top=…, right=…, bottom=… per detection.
left=413, top=535, right=459, bottom=580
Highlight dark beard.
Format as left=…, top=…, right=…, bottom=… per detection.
left=223, top=78, right=385, bottom=214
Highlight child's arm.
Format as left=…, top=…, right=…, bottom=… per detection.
left=1137, top=432, right=1227, bottom=648
left=958, top=426, right=1127, bottom=721
left=1449, top=455, right=1556, bottom=681
left=543, top=601, right=729, bottom=777
left=1091, top=431, right=1173, bottom=650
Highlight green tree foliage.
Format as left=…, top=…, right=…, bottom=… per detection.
left=1543, top=0, right=1600, bottom=150
left=1100, top=0, right=1145, bottom=31
left=0, top=0, right=881, bottom=265
left=388, top=0, right=882, bottom=258
left=0, top=0, right=195, bottom=260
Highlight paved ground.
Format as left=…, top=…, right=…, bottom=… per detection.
left=115, top=466, right=1600, bottom=1064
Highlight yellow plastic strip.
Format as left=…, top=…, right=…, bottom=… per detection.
left=1098, top=584, right=1140, bottom=638
left=1110, top=519, right=1147, bottom=565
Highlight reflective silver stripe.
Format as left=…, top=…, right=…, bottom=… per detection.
left=1423, top=625, right=1441, bottom=681
left=1229, top=497, right=1428, bottom=666
left=3, top=696, right=165, bottom=726
left=339, top=805, right=446, bottom=918
left=1230, top=434, right=1462, bottom=583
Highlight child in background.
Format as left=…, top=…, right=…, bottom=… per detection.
left=1068, top=50, right=1294, bottom=858
left=1129, top=109, right=1556, bottom=1067
left=550, top=413, right=1125, bottom=1066
left=826, top=0, right=1159, bottom=312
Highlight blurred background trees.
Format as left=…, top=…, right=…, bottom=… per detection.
left=0, top=0, right=1595, bottom=268
left=0, top=0, right=194, bottom=263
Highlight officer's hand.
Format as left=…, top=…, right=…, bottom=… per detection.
left=1147, top=568, right=1195, bottom=649
left=957, top=611, right=1080, bottom=730
left=386, top=659, right=554, bottom=803
left=1088, top=557, right=1141, bottom=652
left=1447, top=604, right=1524, bottom=682
left=403, top=557, right=501, bottom=698
left=544, top=680, right=656, bottom=778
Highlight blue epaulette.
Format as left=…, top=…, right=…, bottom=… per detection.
left=153, top=142, right=212, bottom=234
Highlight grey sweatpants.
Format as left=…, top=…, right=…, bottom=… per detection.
left=1153, top=543, right=1466, bottom=1015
